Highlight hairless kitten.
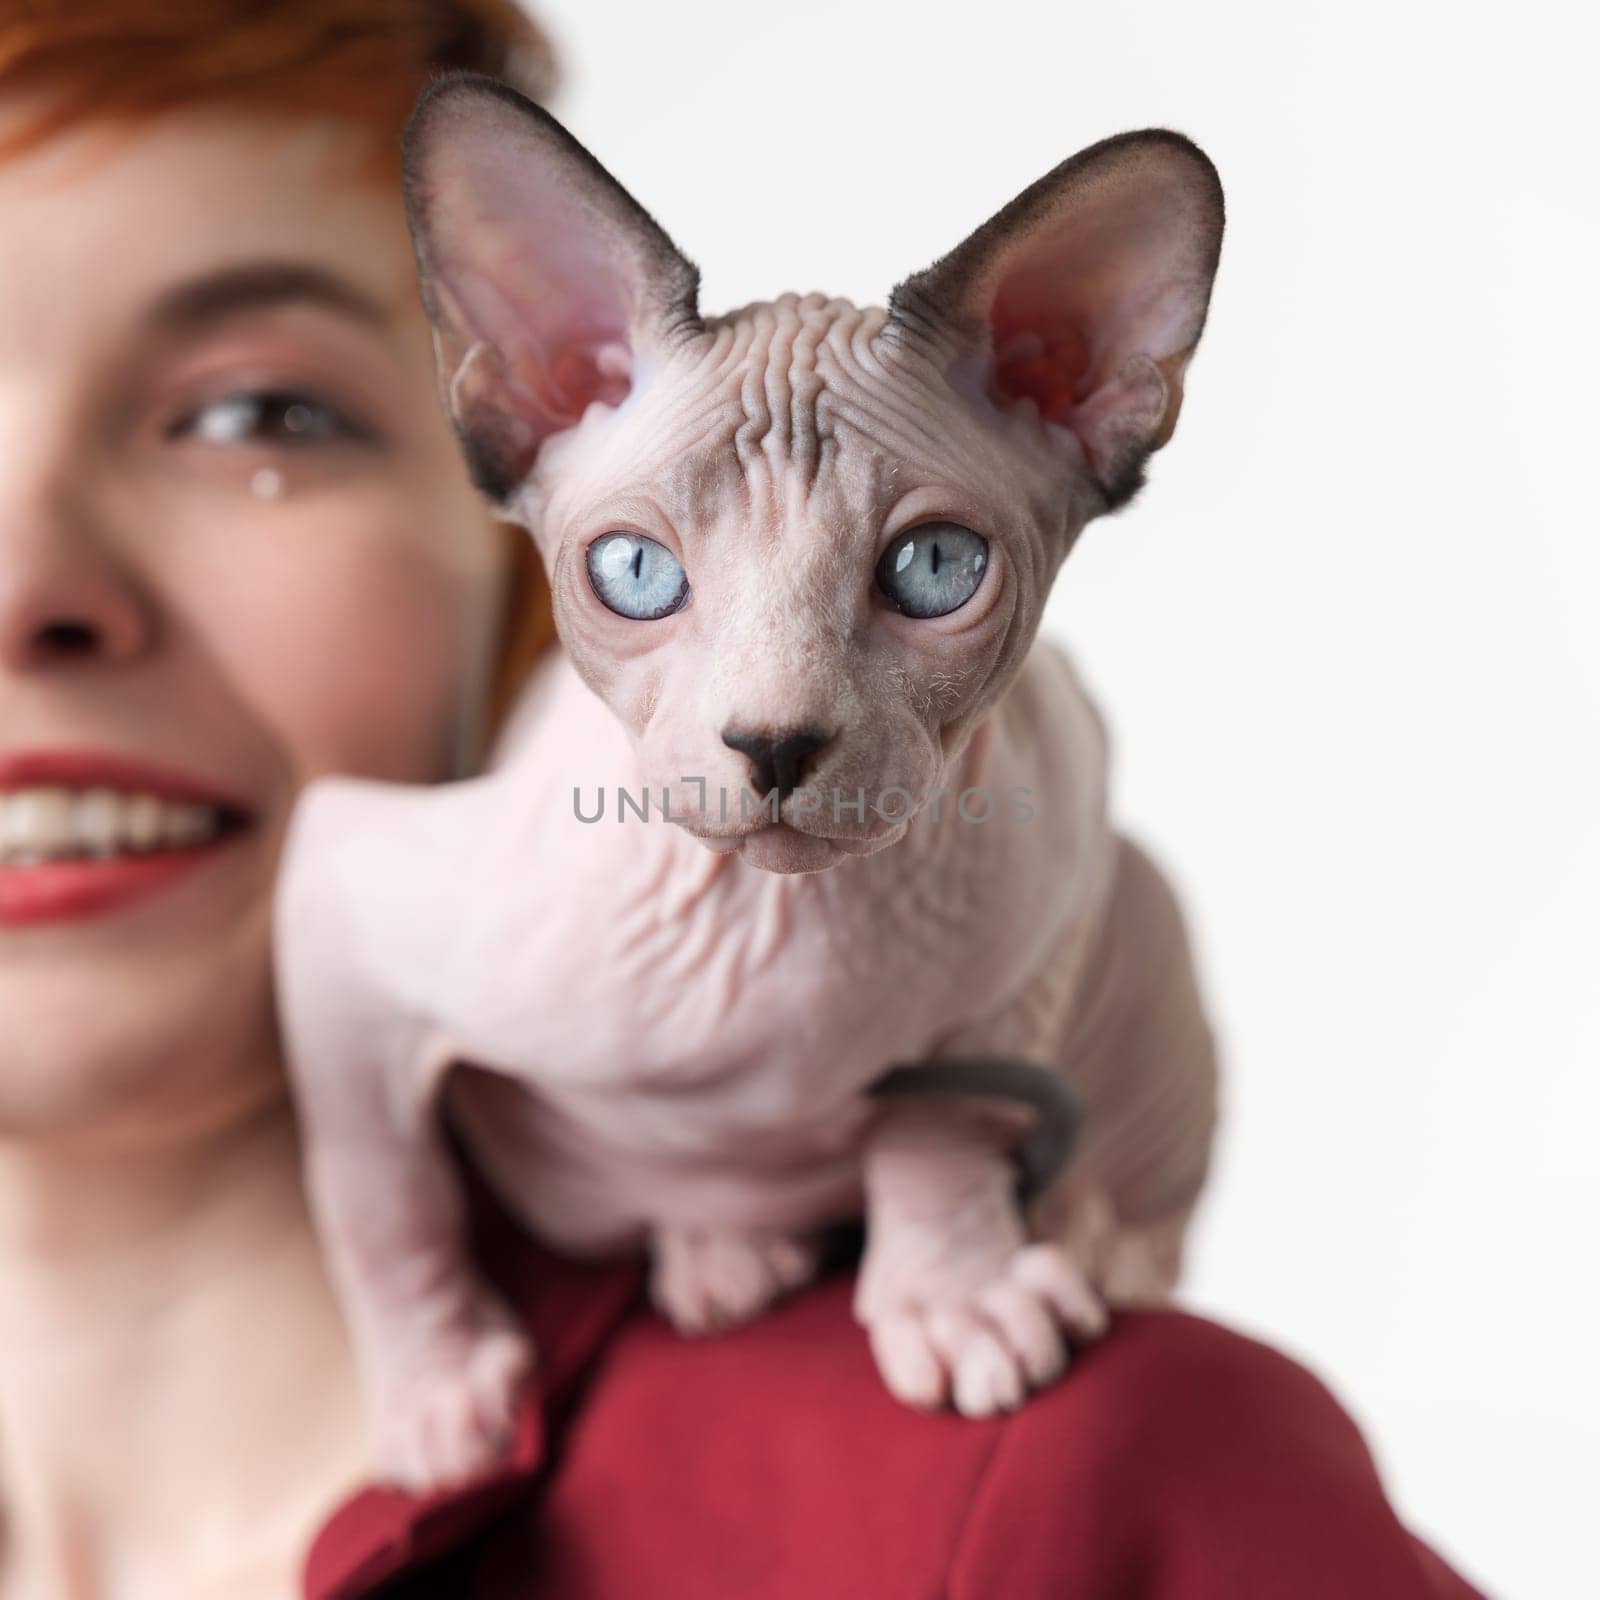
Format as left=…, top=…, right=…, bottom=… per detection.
left=274, top=71, right=1225, bottom=1490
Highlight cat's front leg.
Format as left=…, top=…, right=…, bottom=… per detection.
left=277, top=781, right=534, bottom=1491
left=297, top=1028, right=535, bottom=1492
left=854, top=1095, right=1111, bottom=1417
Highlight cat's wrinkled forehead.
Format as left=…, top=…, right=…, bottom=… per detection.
left=539, top=288, right=1060, bottom=548
left=608, top=292, right=899, bottom=522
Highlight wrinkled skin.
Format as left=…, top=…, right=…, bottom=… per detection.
left=275, top=76, right=1225, bottom=1489
left=536, top=293, right=1078, bottom=878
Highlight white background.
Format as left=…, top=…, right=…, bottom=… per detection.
left=528, top=3, right=1598, bottom=1593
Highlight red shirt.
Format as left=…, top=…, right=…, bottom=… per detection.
left=306, top=1176, right=1488, bottom=1599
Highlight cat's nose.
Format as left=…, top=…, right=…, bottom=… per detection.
left=721, top=725, right=834, bottom=803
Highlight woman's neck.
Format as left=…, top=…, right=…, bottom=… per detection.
left=0, top=1090, right=369, bottom=1599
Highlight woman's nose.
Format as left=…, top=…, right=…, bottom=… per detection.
left=0, top=505, right=154, bottom=674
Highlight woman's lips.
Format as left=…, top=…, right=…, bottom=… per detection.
left=0, top=836, right=247, bottom=927
left=0, top=746, right=256, bottom=927
left=0, top=746, right=253, bottom=809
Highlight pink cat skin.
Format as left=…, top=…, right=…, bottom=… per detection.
left=274, top=72, right=1225, bottom=1490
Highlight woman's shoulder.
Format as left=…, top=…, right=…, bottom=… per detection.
left=307, top=1186, right=1485, bottom=1599
left=528, top=1273, right=1483, bottom=1600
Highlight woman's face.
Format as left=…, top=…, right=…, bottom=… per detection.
left=0, top=95, right=505, bottom=1143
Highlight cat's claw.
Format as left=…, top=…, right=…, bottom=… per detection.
left=861, top=1242, right=1108, bottom=1417
left=370, top=1303, right=536, bottom=1492
left=650, top=1224, right=821, bottom=1334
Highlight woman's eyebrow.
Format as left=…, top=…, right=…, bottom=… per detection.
left=146, top=260, right=394, bottom=336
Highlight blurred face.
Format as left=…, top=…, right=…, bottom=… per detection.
left=0, top=95, right=506, bottom=1144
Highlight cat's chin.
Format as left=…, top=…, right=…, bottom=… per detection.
left=678, top=821, right=895, bottom=873
left=735, top=824, right=845, bottom=875
left=726, top=825, right=897, bottom=874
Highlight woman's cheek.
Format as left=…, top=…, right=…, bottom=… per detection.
left=182, top=490, right=499, bottom=787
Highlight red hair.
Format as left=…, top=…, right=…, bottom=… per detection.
left=0, top=0, right=561, bottom=739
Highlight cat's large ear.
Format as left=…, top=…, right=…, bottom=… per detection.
left=887, top=131, right=1223, bottom=509
left=402, top=72, right=701, bottom=504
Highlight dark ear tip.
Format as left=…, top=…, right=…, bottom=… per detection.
left=399, top=70, right=701, bottom=335
left=884, top=127, right=1225, bottom=344
left=1088, top=127, right=1225, bottom=225
left=400, top=68, right=556, bottom=164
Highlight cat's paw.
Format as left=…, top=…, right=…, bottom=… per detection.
left=860, top=1242, right=1109, bottom=1417
left=368, top=1296, right=536, bottom=1493
left=650, top=1224, right=821, bottom=1334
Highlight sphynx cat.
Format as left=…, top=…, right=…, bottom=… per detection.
left=274, top=71, right=1225, bottom=1490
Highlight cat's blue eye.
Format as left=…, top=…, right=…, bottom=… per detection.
left=586, top=532, right=690, bottom=621
left=875, top=522, right=989, bottom=619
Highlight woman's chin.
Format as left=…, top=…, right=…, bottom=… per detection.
left=0, top=940, right=278, bottom=1141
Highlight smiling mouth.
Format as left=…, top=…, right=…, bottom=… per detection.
left=0, top=787, right=253, bottom=867
left=0, top=786, right=256, bottom=927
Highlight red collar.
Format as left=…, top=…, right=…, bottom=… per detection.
left=302, top=1168, right=646, bottom=1600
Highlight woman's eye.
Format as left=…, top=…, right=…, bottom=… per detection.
left=875, top=522, right=989, bottom=618
left=180, top=390, right=363, bottom=447
left=586, top=532, right=690, bottom=620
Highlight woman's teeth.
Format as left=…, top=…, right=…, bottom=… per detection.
left=0, top=787, right=237, bottom=865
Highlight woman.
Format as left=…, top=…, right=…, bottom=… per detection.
left=0, top=5, right=1486, bottom=1597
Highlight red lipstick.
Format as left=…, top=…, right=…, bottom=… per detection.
left=0, top=748, right=253, bottom=927
left=0, top=747, right=251, bottom=810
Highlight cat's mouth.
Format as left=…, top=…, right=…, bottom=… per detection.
left=657, top=775, right=916, bottom=866
left=681, top=817, right=895, bottom=874
left=734, top=822, right=856, bottom=874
